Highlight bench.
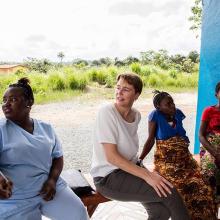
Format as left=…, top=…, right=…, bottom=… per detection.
left=80, top=191, right=110, bottom=217
left=61, top=170, right=111, bottom=217
left=80, top=155, right=201, bottom=217
left=63, top=155, right=201, bottom=218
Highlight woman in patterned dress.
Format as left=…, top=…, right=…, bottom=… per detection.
left=139, top=90, right=216, bottom=220
left=199, top=82, right=220, bottom=204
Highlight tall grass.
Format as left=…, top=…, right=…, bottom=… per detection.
left=0, top=63, right=198, bottom=104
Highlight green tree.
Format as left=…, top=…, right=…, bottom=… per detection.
left=189, top=0, right=202, bottom=36
left=170, top=54, right=186, bottom=65
left=91, top=60, right=101, bottom=66
left=140, top=50, right=155, bottom=64
left=24, top=57, right=52, bottom=73
left=181, top=58, right=195, bottom=73
left=114, top=57, right=125, bottom=67
left=57, top=52, right=65, bottom=64
left=73, top=58, right=89, bottom=67
left=123, top=56, right=139, bottom=65
left=187, top=50, right=200, bottom=63
left=153, top=49, right=170, bottom=70
left=99, top=57, right=112, bottom=66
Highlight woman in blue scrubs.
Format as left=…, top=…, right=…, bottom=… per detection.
left=0, top=78, right=88, bottom=220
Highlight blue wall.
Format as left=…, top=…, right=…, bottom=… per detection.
left=194, top=0, right=220, bottom=153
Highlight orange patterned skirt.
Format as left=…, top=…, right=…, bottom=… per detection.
left=154, top=136, right=216, bottom=220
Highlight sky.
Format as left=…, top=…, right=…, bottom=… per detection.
left=0, top=0, right=200, bottom=62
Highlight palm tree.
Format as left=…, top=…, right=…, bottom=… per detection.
left=57, top=52, right=65, bottom=64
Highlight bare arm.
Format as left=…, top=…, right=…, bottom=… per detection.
left=48, top=156, right=63, bottom=182
left=139, top=121, right=156, bottom=160
left=40, top=156, right=63, bottom=201
left=103, top=143, right=173, bottom=197
left=199, top=121, right=216, bottom=156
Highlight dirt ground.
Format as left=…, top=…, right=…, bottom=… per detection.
left=0, top=91, right=198, bottom=172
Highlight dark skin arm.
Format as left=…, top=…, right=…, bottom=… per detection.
left=139, top=121, right=157, bottom=160
left=199, top=121, right=220, bottom=167
left=40, top=156, right=63, bottom=201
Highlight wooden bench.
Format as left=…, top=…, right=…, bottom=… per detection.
left=61, top=170, right=111, bottom=217
left=80, top=191, right=110, bottom=217
left=79, top=174, right=111, bottom=217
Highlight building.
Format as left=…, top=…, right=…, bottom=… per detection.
left=0, top=64, right=27, bottom=74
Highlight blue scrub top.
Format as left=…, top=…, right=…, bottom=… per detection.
left=0, top=118, right=67, bottom=218
left=148, top=109, right=189, bottom=142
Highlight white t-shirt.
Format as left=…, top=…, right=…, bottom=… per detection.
left=90, top=103, right=141, bottom=178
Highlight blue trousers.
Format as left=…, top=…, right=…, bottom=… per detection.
left=5, top=186, right=89, bottom=220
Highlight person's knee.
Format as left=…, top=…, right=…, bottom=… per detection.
left=41, top=187, right=89, bottom=220
left=77, top=200, right=89, bottom=220
left=167, top=187, right=182, bottom=202
left=65, top=195, right=88, bottom=220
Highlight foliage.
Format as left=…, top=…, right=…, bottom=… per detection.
left=187, top=50, right=200, bottom=63
left=181, top=59, right=195, bottom=73
left=189, top=0, right=202, bottom=36
left=123, top=56, right=139, bottom=65
left=140, top=50, right=199, bottom=73
left=73, top=59, right=89, bottom=68
left=1, top=50, right=200, bottom=104
left=140, top=50, right=155, bottom=64
left=130, top=62, right=141, bottom=74
left=48, top=73, right=66, bottom=91
left=57, top=52, right=65, bottom=64
left=24, top=57, right=52, bottom=73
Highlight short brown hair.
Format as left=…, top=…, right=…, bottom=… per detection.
left=117, top=72, right=143, bottom=94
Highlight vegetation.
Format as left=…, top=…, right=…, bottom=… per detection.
left=189, top=0, right=202, bottom=37
left=57, top=52, right=65, bottom=65
left=0, top=50, right=199, bottom=104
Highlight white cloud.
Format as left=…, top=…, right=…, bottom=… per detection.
left=0, top=0, right=200, bottom=62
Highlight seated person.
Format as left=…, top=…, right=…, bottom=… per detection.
left=0, top=78, right=88, bottom=220
left=139, top=90, right=216, bottom=219
left=199, top=82, right=220, bottom=203
left=90, top=73, right=190, bottom=220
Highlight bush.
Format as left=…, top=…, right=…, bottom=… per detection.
left=24, top=57, right=52, bottom=73
left=75, top=75, right=88, bottom=90
left=68, top=74, right=78, bottom=90
left=148, top=74, right=163, bottom=87
left=88, top=69, right=108, bottom=85
left=29, top=73, right=47, bottom=95
left=48, top=74, right=65, bottom=91
left=181, top=59, right=195, bottom=73
left=141, top=76, right=149, bottom=87
left=105, top=75, right=115, bottom=88
left=130, top=62, right=141, bottom=74
left=140, top=66, right=151, bottom=77
left=14, top=69, right=26, bottom=76
left=165, top=78, right=176, bottom=87
left=168, top=70, right=178, bottom=79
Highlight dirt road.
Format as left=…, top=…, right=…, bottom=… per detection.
left=0, top=92, right=197, bottom=172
